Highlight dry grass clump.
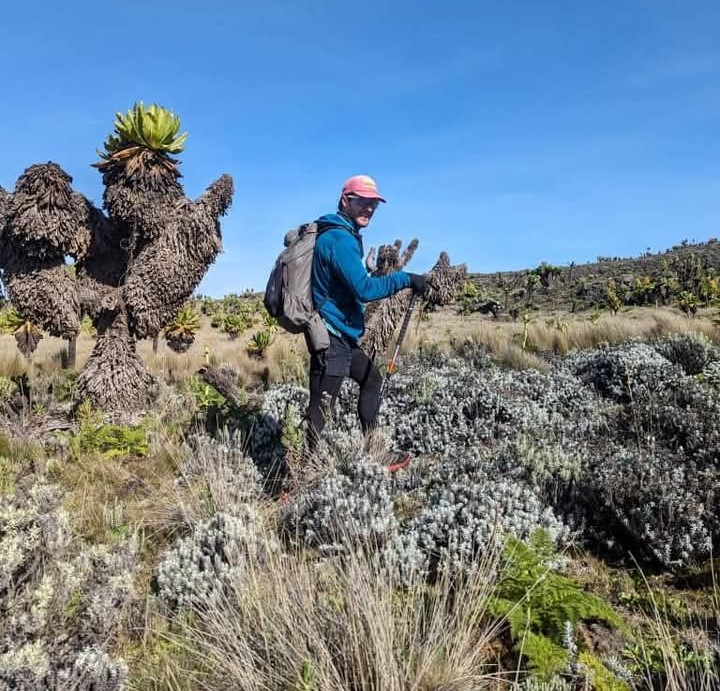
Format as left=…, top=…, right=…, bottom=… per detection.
left=526, top=308, right=720, bottom=355
left=118, top=432, right=507, bottom=690
left=0, top=340, right=32, bottom=377
left=47, top=435, right=182, bottom=546
left=0, top=333, right=94, bottom=376
left=140, top=539, right=504, bottom=691
left=404, top=306, right=720, bottom=370
left=3, top=305, right=718, bottom=386
left=121, top=436, right=506, bottom=690
left=0, top=319, right=307, bottom=393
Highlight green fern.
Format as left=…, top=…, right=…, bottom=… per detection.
left=520, top=631, right=569, bottom=680
left=489, top=529, right=623, bottom=679
left=71, top=402, right=148, bottom=459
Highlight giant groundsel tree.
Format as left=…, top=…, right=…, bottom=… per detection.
left=361, top=239, right=466, bottom=359
left=0, top=102, right=233, bottom=412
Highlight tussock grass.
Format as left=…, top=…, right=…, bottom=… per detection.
left=140, top=321, right=307, bottom=384
left=525, top=308, right=720, bottom=355
left=1, top=322, right=306, bottom=395
left=50, top=448, right=178, bottom=545
left=0, top=341, right=29, bottom=378
left=402, top=319, right=549, bottom=372
left=123, top=435, right=507, bottom=690
left=144, top=537, right=504, bottom=691
left=404, top=307, right=720, bottom=370
left=4, top=306, right=716, bottom=384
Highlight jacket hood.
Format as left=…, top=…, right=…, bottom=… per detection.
left=315, top=212, right=356, bottom=234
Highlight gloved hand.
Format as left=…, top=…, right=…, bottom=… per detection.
left=407, top=272, right=429, bottom=296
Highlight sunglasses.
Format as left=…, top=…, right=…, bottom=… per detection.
left=347, top=195, right=380, bottom=210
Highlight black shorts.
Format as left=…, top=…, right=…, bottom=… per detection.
left=324, top=333, right=356, bottom=377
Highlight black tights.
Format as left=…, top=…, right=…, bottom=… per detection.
left=306, top=343, right=382, bottom=451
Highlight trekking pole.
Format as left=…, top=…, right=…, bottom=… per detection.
left=379, top=292, right=418, bottom=400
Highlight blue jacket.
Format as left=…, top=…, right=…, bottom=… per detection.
left=312, top=212, right=412, bottom=343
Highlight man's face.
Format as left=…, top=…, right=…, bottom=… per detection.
left=342, top=194, right=380, bottom=228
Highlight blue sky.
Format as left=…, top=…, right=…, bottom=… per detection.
left=1, top=1, right=719, bottom=296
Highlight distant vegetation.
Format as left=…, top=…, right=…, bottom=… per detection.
left=464, top=237, right=720, bottom=318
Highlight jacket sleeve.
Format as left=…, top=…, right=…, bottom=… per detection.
left=330, top=230, right=412, bottom=301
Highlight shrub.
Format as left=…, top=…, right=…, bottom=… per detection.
left=564, top=342, right=680, bottom=403
left=587, top=448, right=718, bottom=566
left=0, top=479, right=135, bottom=689
left=407, top=458, right=571, bottom=574
left=156, top=508, right=276, bottom=611
left=654, top=332, right=720, bottom=375
left=622, top=375, right=720, bottom=464
left=283, top=457, right=397, bottom=554
left=246, top=383, right=309, bottom=473
left=179, top=432, right=262, bottom=504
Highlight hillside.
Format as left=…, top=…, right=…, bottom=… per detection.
left=466, top=237, right=720, bottom=316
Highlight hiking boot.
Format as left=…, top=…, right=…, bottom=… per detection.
left=382, top=451, right=412, bottom=473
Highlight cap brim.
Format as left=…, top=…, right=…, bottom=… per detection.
left=353, top=191, right=387, bottom=203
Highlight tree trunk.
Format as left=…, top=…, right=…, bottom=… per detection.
left=362, top=291, right=413, bottom=360
left=62, top=335, right=77, bottom=369
left=361, top=252, right=466, bottom=359
left=76, top=311, right=156, bottom=413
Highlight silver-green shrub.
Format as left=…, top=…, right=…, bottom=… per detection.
left=701, top=360, right=720, bottom=389
left=156, top=507, right=275, bottom=610
left=62, top=647, right=128, bottom=691
left=564, top=341, right=681, bottom=402
left=245, top=383, right=308, bottom=471
left=284, top=456, right=397, bottom=554
left=0, top=481, right=135, bottom=690
left=407, top=456, right=570, bottom=573
left=630, top=375, right=720, bottom=464
left=242, top=341, right=720, bottom=570
left=654, top=331, right=720, bottom=375
left=588, top=447, right=717, bottom=565
left=179, top=431, right=263, bottom=508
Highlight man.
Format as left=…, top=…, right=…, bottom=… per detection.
left=306, top=174, right=427, bottom=466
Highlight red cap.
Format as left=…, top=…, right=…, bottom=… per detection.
left=341, top=175, right=387, bottom=202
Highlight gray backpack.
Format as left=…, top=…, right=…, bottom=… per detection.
left=264, top=222, right=330, bottom=352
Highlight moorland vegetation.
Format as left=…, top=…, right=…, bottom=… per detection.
left=1, top=102, right=720, bottom=691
